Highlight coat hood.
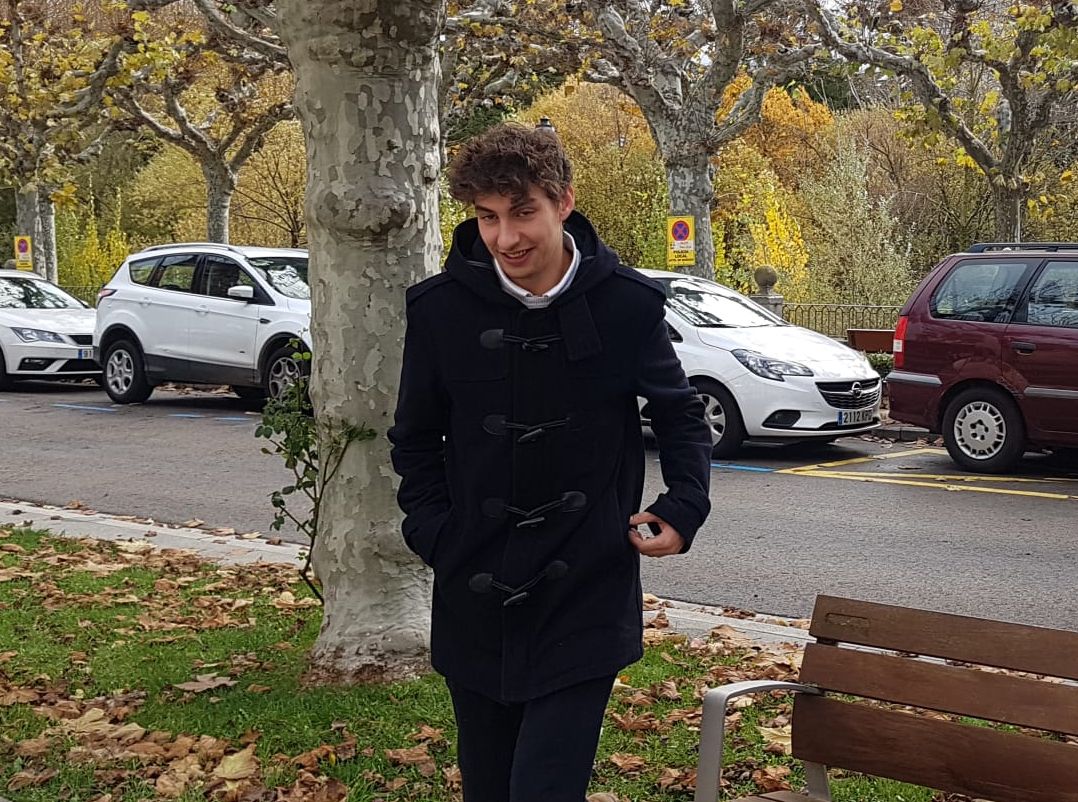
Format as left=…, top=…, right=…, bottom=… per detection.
left=445, top=210, right=619, bottom=307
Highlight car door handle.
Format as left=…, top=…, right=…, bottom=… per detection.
left=1011, top=341, right=1037, bottom=354
left=139, top=297, right=151, bottom=307
left=197, top=305, right=209, bottom=315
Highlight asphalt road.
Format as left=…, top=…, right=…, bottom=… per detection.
left=2, top=381, right=1076, bottom=630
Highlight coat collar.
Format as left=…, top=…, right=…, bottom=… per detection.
left=445, top=211, right=614, bottom=361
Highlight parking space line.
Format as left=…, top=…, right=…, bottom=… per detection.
left=215, top=417, right=252, bottom=423
left=169, top=413, right=205, bottom=418
left=830, top=470, right=1078, bottom=484
left=794, top=470, right=1075, bottom=500
left=51, top=403, right=117, bottom=413
left=712, top=463, right=775, bottom=473
left=778, top=448, right=945, bottom=474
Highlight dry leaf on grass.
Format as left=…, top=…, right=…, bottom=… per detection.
left=213, top=743, right=260, bottom=780
left=752, top=764, right=792, bottom=792
left=759, top=724, right=793, bottom=755
left=7, top=768, right=58, bottom=790
left=385, top=743, right=437, bottom=776
left=409, top=724, right=446, bottom=744
left=609, top=752, right=647, bottom=775
left=174, top=674, right=237, bottom=693
left=272, top=591, right=319, bottom=610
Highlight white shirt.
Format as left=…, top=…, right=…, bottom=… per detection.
left=494, top=231, right=580, bottom=309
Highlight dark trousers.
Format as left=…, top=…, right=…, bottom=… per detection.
left=447, top=673, right=615, bottom=802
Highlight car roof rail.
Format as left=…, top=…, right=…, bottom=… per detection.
left=139, top=242, right=245, bottom=254
left=968, top=241, right=1078, bottom=252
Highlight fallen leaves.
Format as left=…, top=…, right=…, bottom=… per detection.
left=752, top=763, right=793, bottom=792
left=174, top=674, right=237, bottom=693
left=213, top=744, right=260, bottom=780
left=385, top=743, right=437, bottom=777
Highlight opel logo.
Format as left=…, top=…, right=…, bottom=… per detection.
left=850, top=382, right=863, bottom=398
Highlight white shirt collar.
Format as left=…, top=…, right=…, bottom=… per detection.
left=494, top=231, right=580, bottom=309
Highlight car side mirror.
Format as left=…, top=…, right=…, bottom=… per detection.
left=227, top=285, right=255, bottom=301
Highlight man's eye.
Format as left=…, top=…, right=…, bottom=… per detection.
left=480, top=215, right=497, bottom=223
left=517, top=209, right=534, bottom=217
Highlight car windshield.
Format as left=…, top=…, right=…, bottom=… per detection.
left=0, top=276, right=85, bottom=309
left=246, top=256, right=310, bottom=300
left=662, top=277, right=782, bottom=328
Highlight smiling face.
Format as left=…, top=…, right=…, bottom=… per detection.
left=474, top=185, right=575, bottom=296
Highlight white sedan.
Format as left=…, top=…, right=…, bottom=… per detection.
left=640, top=269, right=881, bottom=456
left=0, top=269, right=100, bottom=389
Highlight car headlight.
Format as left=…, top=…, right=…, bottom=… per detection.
left=732, top=349, right=814, bottom=382
left=11, top=327, right=65, bottom=344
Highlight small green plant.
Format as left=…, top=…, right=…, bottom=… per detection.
left=868, top=352, right=894, bottom=379
left=255, top=344, right=375, bottom=602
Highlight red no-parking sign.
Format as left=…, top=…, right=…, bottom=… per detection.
left=666, top=216, right=695, bottom=267
left=13, top=236, right=32, bottom=270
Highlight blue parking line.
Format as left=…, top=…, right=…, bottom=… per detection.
left=52, top=403, right=116, bottom=413
left=169, top=413, right=205, bottom=418
left=215, top=416, right=252, bottom=422
left=712, top=462, right=774, bottom=473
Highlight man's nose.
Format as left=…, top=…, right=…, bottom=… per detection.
left=497, top=221, right=521, bottom=250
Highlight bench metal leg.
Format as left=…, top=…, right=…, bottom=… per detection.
left=694, top=681, right=825, bottom=802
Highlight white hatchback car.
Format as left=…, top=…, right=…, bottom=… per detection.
left=640, top=270, right=881, bottom=456
left=0, top=269, right=100, bottom=389
left=93, top=243, right=311, bottom=404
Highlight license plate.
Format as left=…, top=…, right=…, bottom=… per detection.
left=838, top=407, right=875, bottom=425
left=78, top=348, right=93, bottom=360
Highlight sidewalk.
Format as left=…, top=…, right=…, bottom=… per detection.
left=0, top=499, right=811, bottom=647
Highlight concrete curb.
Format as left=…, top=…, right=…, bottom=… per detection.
left=1, top=499, right=810, bottom=646
left=875, top=423, right=937, bottom=443
left=0, top=500, right=306, bottom=567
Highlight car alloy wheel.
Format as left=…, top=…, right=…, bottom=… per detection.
left=694, top=380, right=745, bottom=458
left=102, top=339, right=153, bottom=404
left=699, top=392, right=728, bottom=444
left=941, top=386, right=1024, bottom=474
left=952, top=400, right=1007, bottom=460
left=267, top=354, right=302, bottom=399
left=107, top=348, right=135, bottom=397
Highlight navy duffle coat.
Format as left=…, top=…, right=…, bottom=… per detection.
left=388, top=211, right=712, bottom=702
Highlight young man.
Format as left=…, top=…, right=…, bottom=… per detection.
left=388, top=123, right=712, bottom=802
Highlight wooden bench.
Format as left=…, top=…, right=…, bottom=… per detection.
left=846, top=328, right=894, bottom=353
left=694, top=595, right=1078, bottom=802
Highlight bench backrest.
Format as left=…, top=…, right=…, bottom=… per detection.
left=793, top=595, right=1078, bottom=802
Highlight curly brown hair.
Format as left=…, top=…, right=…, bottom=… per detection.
left=447, top=123, right=572, bottom=205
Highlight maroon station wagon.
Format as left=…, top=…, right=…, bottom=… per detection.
left=888, top=242, right=1078, bottom=473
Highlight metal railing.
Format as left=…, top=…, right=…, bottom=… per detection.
left=783, top=303, right=901, bottom=338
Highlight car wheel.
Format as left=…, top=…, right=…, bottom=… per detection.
left=695, top=380, right=745, bottom=459
left=0, top=347, right=16, bottom=391
left=942, top=386, right=1025, bottom=473
left=103, top=339, right=153, bottom=404
left=264, top=344, right=309, bottom=401
left=232, top=385, right=266, bottom=401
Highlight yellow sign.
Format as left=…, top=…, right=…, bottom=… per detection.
left=666, top=216, right=695, bottom=268
left=13, top=236, right=32, bottom=270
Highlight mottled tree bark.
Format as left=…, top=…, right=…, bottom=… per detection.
left=661, top=148, right=717, bottom=280
left=278, top=0, right=446, bottom=680
left=36, top=191, right=57, bottom=282
left=14, top=185, right=42, bottom=276
left=204, top=166, right=236, bottom=244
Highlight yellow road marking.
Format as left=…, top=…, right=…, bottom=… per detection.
left=778, top=448, right=946, bottom=474
left=828, top=471, right=1078, bottom=484
left=797, top=470, right=1074, bottom=500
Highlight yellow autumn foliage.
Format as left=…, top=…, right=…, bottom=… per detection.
left=713, top=140, right=810, bottom=300
left=720, top=75, right=834, bottom=187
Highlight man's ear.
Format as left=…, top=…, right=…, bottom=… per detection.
left=559, top=186, right=575, bottom=221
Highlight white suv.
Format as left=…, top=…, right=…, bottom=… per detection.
left=93, top=243, right=311, bottom=404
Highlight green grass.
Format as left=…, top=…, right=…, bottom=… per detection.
left=0, top=528, right=948, bottom=801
